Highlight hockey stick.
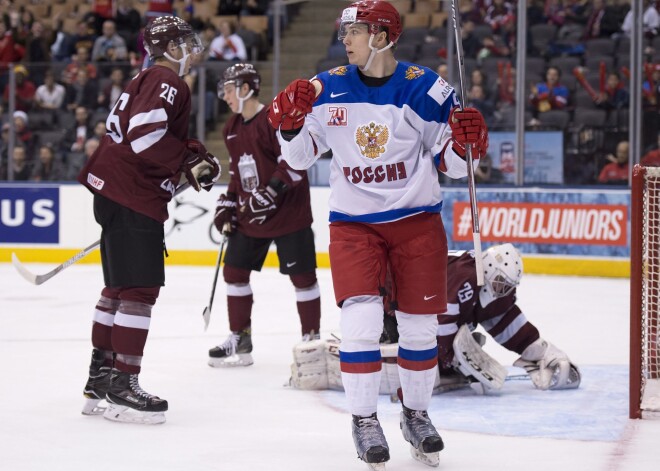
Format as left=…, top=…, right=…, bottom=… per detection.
left=202, top=233, right=227, bottom=331
left=11, top=183, right=192, bottom=285
left=12, top=240, right=101, bottom=285
left=450, top=0, right=485, bottom=286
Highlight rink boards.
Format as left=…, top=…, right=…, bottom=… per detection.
left=0, top=183, right=630, bottom=277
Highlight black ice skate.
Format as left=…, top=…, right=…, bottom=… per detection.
left=352, top=413, right=390, bottom=471
left=103, top=369, right=168, bottom=425
left=208, top=328, right=253, bottom=367
left=400, top=405, right=444, bottom=467
left=82, top=348, right=112, bottom=416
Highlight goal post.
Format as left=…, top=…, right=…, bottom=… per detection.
left=630, top=164, right=660, bottom=419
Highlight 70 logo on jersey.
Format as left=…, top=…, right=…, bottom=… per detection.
left=327, top=106, right=347, bottom=126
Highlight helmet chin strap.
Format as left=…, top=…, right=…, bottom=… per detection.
left=235, top=87, right=254, bottom=114
left=164, top=43, right=190, bottom=76
left=360, top=34, right=395, bottom=72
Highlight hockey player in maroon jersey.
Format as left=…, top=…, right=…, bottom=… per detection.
left=436, top=243, right=581, bottom=392
left=77, top=16, right=220, bottom=425
left=208, top=63, right=321, bottom=367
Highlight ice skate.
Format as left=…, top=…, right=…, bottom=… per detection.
left=103, top=369, right=168, bottom=425
left=81, top=348, right=112, bottom=415
left=208, top=328, right=253, bottom=367
left=400, top=406, right=444, bottom=467
left=301, top=330, right=321, bottom=342
left=352, top=413, right=390, bottom=471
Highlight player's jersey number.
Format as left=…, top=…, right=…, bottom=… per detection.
left=106, top=92, right=130, bottom=144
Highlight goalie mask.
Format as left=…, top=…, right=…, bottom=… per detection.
left=144, top=16, right=203, bottom=76
left=337, top=1, right=402, bottom=71
left=479, top=243, right=523, bottom=307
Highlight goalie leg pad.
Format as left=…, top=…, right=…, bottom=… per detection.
left=453, top=325, right=507, bottom=391
left=325, top=339, right=344, bottom=390
left=289, top=339, right=328, bottom=390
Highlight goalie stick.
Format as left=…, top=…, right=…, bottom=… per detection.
left=12, top=183, right=192, bottom=285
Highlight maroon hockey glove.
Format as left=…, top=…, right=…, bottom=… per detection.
left=449, top=107, right=488, bottom=160
left=184, top=138, right=208, bottom=156
left=214, top=192, right=237, bottom=235
left=267, top=79, right=316, bottom=131
left=181, top=151, right=221, bottom=192
left=240, top=185, right=278, bottom=224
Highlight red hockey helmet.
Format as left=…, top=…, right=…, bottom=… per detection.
left=218, top=63, right=261, bottom=99
left=143, top=16, right=203, bottom=60
left=338, top=1, right=402, bottom=44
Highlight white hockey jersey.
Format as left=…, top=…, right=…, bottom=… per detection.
left=278, top=62, right=473, bottom=223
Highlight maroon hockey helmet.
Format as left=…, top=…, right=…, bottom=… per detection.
left=338, top=0, right=402, bottom=44
left=143, top=16, right=203, bottom=60
left=217, top=63, right=261, bottom=99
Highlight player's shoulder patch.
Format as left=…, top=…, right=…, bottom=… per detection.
left=329, top=65, right=349, bottom=76
left=404, top=65, right=426, bottom=80
left=427, top=75, right=456, bottom=107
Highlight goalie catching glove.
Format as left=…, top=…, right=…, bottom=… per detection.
left=180, top=139, right=221, bottom=192
left=513, top=338, right=581, bottom=390
left=449, top=107, right=489, bottom=159
left=267, top=79, right=316, bottom=131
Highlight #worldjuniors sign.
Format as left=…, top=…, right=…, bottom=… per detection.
left=452, top=202, right=627, bottom=246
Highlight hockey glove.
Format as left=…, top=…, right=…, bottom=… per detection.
left=267, top=79, right=316, bottom=131
left=449, top=107, right=489, bottom=160
left=180, top=151, right=221, bottom=192
left=214, top=192, right=237, bottom=235
left=184, top=138, right=208, bottom=156
left=240, top=185, right=278, bottom=225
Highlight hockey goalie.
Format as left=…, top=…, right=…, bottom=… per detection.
left=289, top=244, right=581, bottom=394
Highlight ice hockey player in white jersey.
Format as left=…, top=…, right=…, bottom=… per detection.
left=268, top=1, right=489, bottom=468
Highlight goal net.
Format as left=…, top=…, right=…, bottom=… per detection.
left=631, top=165, right=660, bottom=419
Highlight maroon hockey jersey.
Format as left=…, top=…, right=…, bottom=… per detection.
left=436, top=250, right=538, bottom=369
left=78, top=65, right=191, bottom=223
left=223, top=106, right=313, bottom=238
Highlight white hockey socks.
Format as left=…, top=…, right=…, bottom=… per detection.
left=396, top=312, right=438, bottom=411
left=339, top=296, right=384, bottom=417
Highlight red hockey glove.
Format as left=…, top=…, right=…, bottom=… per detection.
left=214, top=192, right=237, bottom=235
left=180, top=151, right=221, bottom=192
left=240, top=185, right=278, bottom=224
left=449, top=107, right=489, bottom=160
left=267, top=79, right=316, bottom=131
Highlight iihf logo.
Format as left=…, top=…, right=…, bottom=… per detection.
left=327, top=106, right=347, bottom=126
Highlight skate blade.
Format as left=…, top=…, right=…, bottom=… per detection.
left=103, top=403, right=166, bottom=425
left=208, top=353, right=254, bottom=368
left=364, top=463, right=386, bottom=471
left=410, top=446, right=440, bottom=467
left=81, top=398, right=107, bottom=416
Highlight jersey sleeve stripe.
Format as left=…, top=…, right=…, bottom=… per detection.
left=128, top=108, right=168, bottom=133
left=130, top=128, right=167, bottom=154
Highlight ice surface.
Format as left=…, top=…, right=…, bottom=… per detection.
left=1, top=263, right=659, bottom=470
